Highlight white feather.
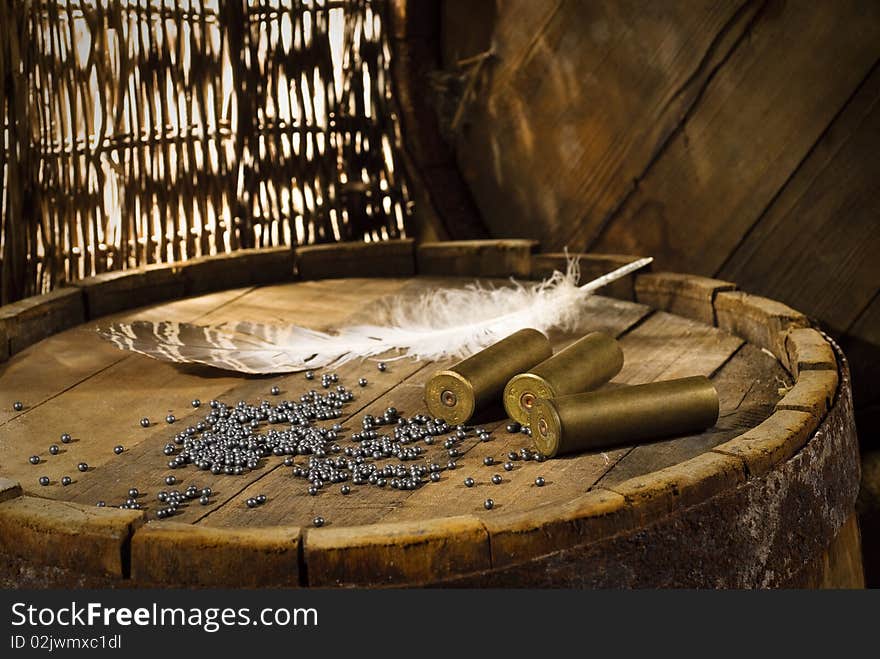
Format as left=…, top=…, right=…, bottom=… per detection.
left=97, top=256, right=652, bottom=374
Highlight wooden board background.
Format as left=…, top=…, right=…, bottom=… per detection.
left=392, top=0, right=880, bottom=584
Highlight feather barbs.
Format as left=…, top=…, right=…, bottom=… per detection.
left=97, top=255, right=652, bottom=374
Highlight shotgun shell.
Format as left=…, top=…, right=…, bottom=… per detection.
left=503, top=332, right=623, bottom=425
left=425, top=329, right=552, bottom=425
left=529, top=376, right=719, bottom=458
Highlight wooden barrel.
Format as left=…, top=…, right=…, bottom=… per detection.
left=0, top=240, right=863, bottom=588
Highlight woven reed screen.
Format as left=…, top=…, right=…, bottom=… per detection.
left=0, top=0, right=411, bottom=304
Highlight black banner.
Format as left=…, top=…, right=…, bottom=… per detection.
left=1, top=588, right=875, bottom=654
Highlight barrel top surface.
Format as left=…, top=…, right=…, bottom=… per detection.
left=0, top=274, right=789, bottom=537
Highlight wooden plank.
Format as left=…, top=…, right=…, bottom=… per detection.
left=0, top=287, right=250, bottom=427
left=72, top=263, right=185, bottom=319
left=597, top=343, right=786, bottom=487
left=303, top=515, right=491, bottom=587
left=295, top=240, right=415, bottom=279
left=714, top=291, right=808, bottom=362
left=784, top=328, right=837, bottom=378
left=179, top=246, right=295, bottom=295
left=448, top=0, right=758, bottom=251
left=606, top=451, right=747, bottom=519
left=196, top=295, right=651, bottom=529
left=634, top=272, right=736, bottom=325
left=777, top=369, right=838, bottom=421
left=712, top=409, right=816, bottom=477
left=0, top=496, right=143, bottom=578
left=0, top=287, right=84, bottom=356
left=416, top=239, right=537, bottom=278
left=592, top=0, right=880, bottom=272
left=719, top=63, right=880, bottom=335
left=131, top=522, right=301, bottom=587
left=530, top=252, right=648, bottom=301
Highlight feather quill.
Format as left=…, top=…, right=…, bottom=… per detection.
left=97, top=256, right=652, bottom=374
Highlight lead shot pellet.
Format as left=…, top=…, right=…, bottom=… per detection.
left=377, top=362, right=387, bottom=372
left=464, top=477, right=475, bottom=488
left=61, top=476, right=72, bottom=486
left=28, top=455, right=40, bottom=465
left=114, top=445, right=125, bottom=455
left=49, top=444, right=60, bottom=455
left=492, top=474, right=503, bottom=484
left=484, top=498, right=494, bottom=510
left=13, top=401, right=23, bottom=411
left=313, top=516, right=325, bottom=527
left=39, top=476, right=50, bottom=486
left=140, top=418, right=150, bottom=428
left=60, top=433, right=71, bottom=444
left=534, top=477, right=546, bottom=487
left=77, top=462, right=88, bottom=472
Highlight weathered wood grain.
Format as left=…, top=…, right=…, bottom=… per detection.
left=714, top=291, right=807, bottom=362
left=131, top=522, right=301, bottom=587
left=0, top=288, right=84, bottom=357
left=0, top=496, right=143, bottom=577
left=449, top=0, right=758, bottom=249
left=304, top=515, right=491, bottom=587
left=713, top=408, right=816, bottom=477
left=591, top=0, right=880, bottom=273
left=416, top=239, right=537, bottom=278
left=295, top=240, right=415, bottom=279
left=72, top=264, right=185, bottom=319
left=719, top=62, right=880, bottom=335
left=635, top=272, right=736, bottom=325
left=0, top=287, right=250, bottom=428
left=178, top=247, right=295, bottom=296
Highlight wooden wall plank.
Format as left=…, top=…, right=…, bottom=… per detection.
left=717, top=62, right=880, bottom=334
left=591, top=0, right=880, bottom=272
left=448, top=0, right=757, bottom=249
